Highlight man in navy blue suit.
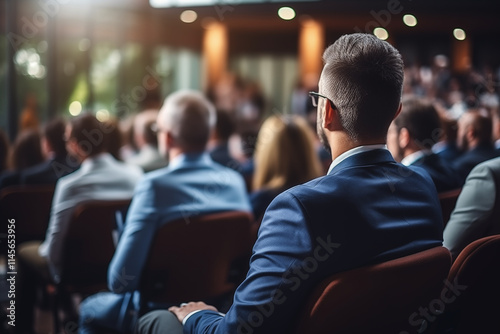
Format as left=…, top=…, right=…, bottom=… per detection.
left=21, top=117, right=79, bottom=185
left=387, top=96, right=462, bottom=193
left=453, top=110, right=499, bottom=182
left=136, top=33, right=443, bottom=334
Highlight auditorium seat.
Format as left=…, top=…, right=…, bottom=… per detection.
left=293, top=246, right=451, bottom=334
left=139, top=211, right=254, bottom=315
left=0, top=185, right=55, bottom=254
left=435, top=234, right=500, bottom=333
left=50, top=199, right=131, bottom=332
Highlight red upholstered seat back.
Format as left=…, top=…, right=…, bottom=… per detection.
left=437, top=234, right=500, bottom=333
left=140, top=211, right=254, bottom=305
left=294, top=246, right=451, bottom=334
left=61, top=199, right=131, bottom=293
left=0, top=185, right=55, bottom=249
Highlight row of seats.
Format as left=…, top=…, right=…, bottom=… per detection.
left=0, top=185, right=473, bottom=333
left=0, top=187, right=255, bottom=331
left=296, top=235, right=500, bottom=333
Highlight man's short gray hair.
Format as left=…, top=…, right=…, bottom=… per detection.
left=159, top=90, right=216, bottom=151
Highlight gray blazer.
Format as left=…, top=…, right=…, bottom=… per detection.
left=39, top=153, right=143, bottom=279
left=444, top=156, right=500, bottom=259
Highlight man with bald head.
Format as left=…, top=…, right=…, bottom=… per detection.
left=453, top=110, right=499, bottom=182
left=78, top=90, right=251, bottom=334
left=137, top=33, right=443, bottom=334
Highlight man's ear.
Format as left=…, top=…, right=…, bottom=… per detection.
left=399, top=127, right=411, bottom=149
left=466, top=126, right=476, bottom=142
left=323, top=100, right=341, bottom=131
left=165, top=131, right=174, bottom=147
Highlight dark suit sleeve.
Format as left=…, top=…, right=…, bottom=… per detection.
left=184, top=191, right=316, bottom=334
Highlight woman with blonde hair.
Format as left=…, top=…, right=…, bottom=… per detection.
left=250, top=114, right=323, bottom=221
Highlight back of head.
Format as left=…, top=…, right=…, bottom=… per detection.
left=215, top=109, right=236, bottom=142
left=253, top=115, right=323, bottom=191
left=321, top=33, right=404, bottom=142
left=103, top=118, right=123, bottom=160
left=468, top=110, right=493, bottom=146
left=9, top=129, right=44, bottom=170
left=134, top=109, right=159, bottom=147
left=69, top=113, right=106, bottom=157
left=159, top=90, right=216, bottom=152
left=394, top=97, right=442, bottom=150
left=44, top=117, right=67, bottom=157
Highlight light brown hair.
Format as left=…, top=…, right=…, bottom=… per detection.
left=253, top=115, right=323, bottom=191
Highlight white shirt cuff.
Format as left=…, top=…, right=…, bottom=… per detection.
left=182, top=310, right=225, bottom=325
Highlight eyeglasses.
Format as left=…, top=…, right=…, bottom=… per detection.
left=309, top=91, right=335, bottom=109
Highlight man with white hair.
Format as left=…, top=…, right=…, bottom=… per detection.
left=78, top=90, right=251, bottom=334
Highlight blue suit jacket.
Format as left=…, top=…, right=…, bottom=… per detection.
left=209, top=143, right=242, bottom=172
left=409, top=153, right=462, bottom=193
left=185, top=149, right=443, bottom=334
left=452, top=144, right=499, bottom=183
left=21, top=154, right=79, bottom=186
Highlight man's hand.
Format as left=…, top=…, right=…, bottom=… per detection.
left=168, top=301, right=218, bottom=323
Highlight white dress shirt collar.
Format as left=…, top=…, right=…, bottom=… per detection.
left=327, top=144, right=387, bottom=175
left=401, top=150, right=431, bottom=166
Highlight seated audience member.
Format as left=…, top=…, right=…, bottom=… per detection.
left=452, top=110, right=499, bottom=182
left=21, top=118, right=79, bottom=185
left=126, top=109, right=168, bottom=172
left=444, top=156, right=500, bottom=260
left=136, top=33, right=443, bottom=334
left=208, top=109, right=241, bottom=172
left=0, top=129, right=44, bottom=188
left=250, top=115, right=323, bottom=220
left=491, top=106, right=500, bottom=150
left=17, top=113, right=143, bottom=334
left=0, top=129, right=9, bottom=174
left=103, top=118, right=125, bottom=161
left=78, top=90, right=251, bottom=334
left=236, top=130, right=258, bottom=190
left=387, top=97, right=462, bottom=192
left=432, top=106, right=462, bottom=163
left=119, top=114, right=139, bottom=161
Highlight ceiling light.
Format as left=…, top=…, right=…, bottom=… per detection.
left=278, top=7, right=296, bottom=21
left=373, top=27, right=389, bottom=40
left=180, top=10, right=198, bottom=23
left=453, top=28, right=466, bottom=41
left=403, top=14, right=417, bottom=27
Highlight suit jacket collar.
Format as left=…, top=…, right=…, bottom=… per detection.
left=329, top=149, right=396, bottom=175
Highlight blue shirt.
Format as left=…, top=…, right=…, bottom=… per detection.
left=107, top=152, right=251, bottom=293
